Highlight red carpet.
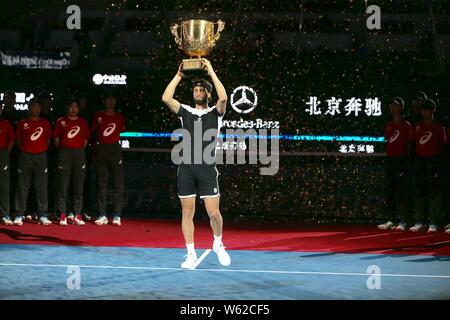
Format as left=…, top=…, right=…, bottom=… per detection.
left=1, top=218, right=449, bottom=256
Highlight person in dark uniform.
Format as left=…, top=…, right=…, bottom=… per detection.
left=13, top=98, right=52, bottom=226
left=162, top=58, right=231, bottom=269
left=92, top=91, right=125, bottom=226
left=378, top=97, right=412, bottom=231
left=1, top=91, right=19, bottom=124
left=0, top=105, right=15, bottom=225
left=54, top=97, right=90, bottom=226
left=410, top=99, right=447, bottom=233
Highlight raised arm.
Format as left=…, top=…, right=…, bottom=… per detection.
left=162, top=63, right=183, bottom=114
left=202, top=58, right=227, bottom=115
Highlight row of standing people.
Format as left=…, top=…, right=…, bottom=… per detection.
left=379, top=92, right=450, bottom=233
left=0, top=91, right=126, bottom=226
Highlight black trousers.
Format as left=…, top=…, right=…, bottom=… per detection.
left=15, top=151, right=48, bottom=217
left=56, top=148, right=86, bottom=215
left=95, top=143, right=124, bottom=217
left=384, top=156, right=410, bottom=223
left=0, top=148, right=10, bottom=217
left=413, top=155, right=445, bottom=225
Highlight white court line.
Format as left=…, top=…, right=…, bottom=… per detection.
left=0, top=263, right=450, bottom=279
left=193, top=249, right=212, bottom=269
left=345, top=232, right=392, bottom=240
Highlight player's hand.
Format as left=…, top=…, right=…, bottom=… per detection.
left=201, top=58, right=214, bottom=75
left=177, top=62, right=185, bottom=78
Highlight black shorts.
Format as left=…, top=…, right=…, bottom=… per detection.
left=177, top=165, right=220, bottom=199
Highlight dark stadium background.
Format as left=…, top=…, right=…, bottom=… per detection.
left=0, top=0, right=449, bottom=222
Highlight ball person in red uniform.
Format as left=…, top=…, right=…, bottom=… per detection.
left=378, top=97, right=412, bottom=231
left=92, top=91, right=125, bottom=226
left=13, top=98, right=52, bottom=226
left=410, top=99, right=447, bottom=232
left=54, top=97, right=91, bottom=226
left=0, top=105, right=15, bottom=225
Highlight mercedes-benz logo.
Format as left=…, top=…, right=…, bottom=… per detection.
left=230, top=86, right=258, bottom=114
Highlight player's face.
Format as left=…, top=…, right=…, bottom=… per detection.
left=389, top=103, right=402, bottom=116
left=103, top=96, right=116, bottom=109
left=67, top=102, right=79, bottom=117
left=41, top=97, right=53, bottom=110
left=412, top=98, right=423, bottom=110
left=3, top=94, right=15, bottom=107
left=420, top=108, right=434, bottom=120
left=29, top=102, right=42, bottom=117
left=79, top=97, right=88, bottom=110
left=193, top=86, right=207, bottom=105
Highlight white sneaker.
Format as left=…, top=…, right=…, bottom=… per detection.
left=444, top=224, right=450, bottom=230
left=213, top=242, right=231, bottom=266
left=74, top=215, right=85, bottom=226
left=25, top=215, right=32, bottom=220
left=181, top=252, right=198, bottom=269
left=94, top=216, right=108, bottom=225
left=13, top=217, right=23, bottom=226
left=112, top=216, right=121, bottom=226
left=67, top=213, right=75, bottom=221
left=445, top=226, right=450, bottom=234
left=409, top=223, right=424, bottom=232
left=59, top=213, right=67, bottom=226
left=377, top=221, right=396, bottom=230
left=39, top=217, right=52, bottom=226
left=427, top=224, right=437, bottom=233
left=395, top=222, right=407, bottom=231
left=2, top=216, right=13, bottom=225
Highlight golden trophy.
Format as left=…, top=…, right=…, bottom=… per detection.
left=171, top=19, right=225, bottom=72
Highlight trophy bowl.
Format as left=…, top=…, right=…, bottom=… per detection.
left=171, top=19, right=225, bottom=72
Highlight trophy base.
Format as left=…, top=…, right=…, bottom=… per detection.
left=182, top=58, right=204, bottom=72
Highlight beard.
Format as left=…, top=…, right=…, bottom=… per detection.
left=194, top=96, right=207, bottom=105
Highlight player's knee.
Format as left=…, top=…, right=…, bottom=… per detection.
left=182, top=208, right=195, bottom=218
left=208, top=210, right=221, bottom=220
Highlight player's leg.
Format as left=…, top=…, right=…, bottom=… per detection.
left=33, top=153, right=50, bottom=225
left=395, top=156, right=414, bottom=231
left=199, top=166, right=231, bottom=266
left=410, top=157, right=426, bottom=232
left=56, top=149, right=71, bottom=225
left=379, top=157, right=396, bottom=230
left=203, top=196, right=230, bottom=266
left=197, top=165, right=221, bottom=233
left=427, top=156, right=444, bottom=232
left=204, top=196, right=223, bottom=238
left=95, top=144, right=109, bottom=225
left=109, top=143, right=124, bottom=226
left=0, top=148, right=12, bottom=225
left=72, top=149, right=86, bottom=225
left=14, top=152, right=33, bottom=225
left=178, top=165, right=198, bottom=269
left=180, top=197, right=196, bottom=269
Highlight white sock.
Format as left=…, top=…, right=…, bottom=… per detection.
left=186, top=243, right=195, bottom=255
left=213, top=235, right=222, bottom=245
